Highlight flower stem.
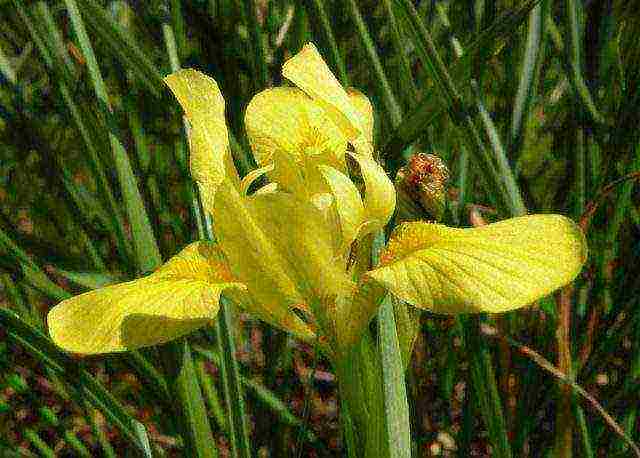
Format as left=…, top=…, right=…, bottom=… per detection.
left=335, top=333, right=388, bottom=458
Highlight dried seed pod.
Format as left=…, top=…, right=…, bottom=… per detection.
left=395, top=153, right=449, bottom=222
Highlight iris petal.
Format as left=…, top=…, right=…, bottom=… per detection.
left=367, top=215, right=587, bottom=314
left=48, top=242, right=245, bottom=354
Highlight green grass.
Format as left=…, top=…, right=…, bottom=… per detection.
left=1, top=0, right=639, bottom=456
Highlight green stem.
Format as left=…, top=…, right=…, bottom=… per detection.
left=377, top=296, right=412, bottom=458
left=335, top=333, right=388, bottom=458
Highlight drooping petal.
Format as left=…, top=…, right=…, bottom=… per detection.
left=47, top=242, right=245, bottom=354
left=348, top=152, right=396, bottom=232
left=367, top=215, right=587, bottom=314
left=164, top=70, right=239, bottom=214
left=282, top=43, right=362, bottom=141
left=212, top=182, right=320, bottom=339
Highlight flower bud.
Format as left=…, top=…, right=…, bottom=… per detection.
left=395, top=153, right=449, bottom=222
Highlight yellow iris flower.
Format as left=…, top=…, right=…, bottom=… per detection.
left=47, top=43, right=587, bottom=355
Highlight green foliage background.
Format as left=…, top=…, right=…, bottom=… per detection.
left=0, top=0, right=639, bottom=456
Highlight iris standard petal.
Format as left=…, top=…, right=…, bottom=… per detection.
left=164, top=69, right=239, bottom=214
left=244, top=87, right=347, bottom=198
left=318, top=165, right=366, bottom=257
left=367, top=215, right=587, bottom=314
left=47, top=242, right=245, bottom=354
left=282, top=43, right=363, bottom=141
left=348, top=152, right=396, bottom=232
left=244, top=87, right=346, bottom=166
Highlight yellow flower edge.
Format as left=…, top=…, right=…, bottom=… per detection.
left=163, top=69, right=239, bottom=214
left=47, top=242, right=245, bottom=354
left=367, top=214, right=588, bottom=314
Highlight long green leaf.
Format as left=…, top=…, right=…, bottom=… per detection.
left=0, top=309, right=150, bottom=455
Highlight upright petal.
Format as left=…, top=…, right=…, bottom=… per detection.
left=164, top=70, right=239, bottom=214
left=282, top=43, right=362, bottom=140
left=244, top=87, right=346, bottom=167
left=244, top=87, right=349, bottom=200
left=347, top=88, right=375, bottom=156
left=367, top=215, right=587, bottom=314
left=348, top=152, right=396, bottom=232
left=318, top=165, right=366, bottom=256
left=48, top=242, right=245, bottom=354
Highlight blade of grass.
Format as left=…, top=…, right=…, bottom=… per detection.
left=64, top=3, right=216, bottom=456
left=510, top=0, right=548, bottom=158
left=384, top=0, right=541, bottom=167
left=64, top=0, right=161, bottom=273
left=546, top=17, right=604, bottom=125
left=211, top=276, right=251, bottom=458
left=76, top=0, right=165, bottom=96
left=195, top=359, right=228, bottom=434
left=160, top=338, right=218, bottom=458
left=240, top=0, right=269, bottom=89
left=16, top=0, right=134, bottom=266
left=0, top=308, right=151, bottom=455
left=302, top=0, right=348, bottom=85
left=23, top=429, right=56, bottom=458
left=381, top=0, right=418, bottom=106
left=82, top=397, right=117, bottom=458
left=471, top=81, right=527, bottom=216
left=193, top=345, right=321, bottom=445
left=377, top=295, right=412, bottom=458
left=462, top=318, right=512, bottom=458
left=575, top=404, right=595, bottom=458
left=0, top=225, right=68, bottom=301
left=346, top=0, right=403, bottom=127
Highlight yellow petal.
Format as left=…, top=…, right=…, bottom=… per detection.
left=213, top=182, right=318, bottom=339
left=347, top=88, right=375, bottom=155
left=367, top=215, right=587, bottom=314
left=282, top=43, right=362, bottom=140
left=244, top=87, right=346, bottom=166
left=348, top=152, right=396, bottom=232
left=239, top=163, right=274, bottom=196
left=249, top=190, right=353, bottom=302
left=164, top=69, right=239, bottom=214
left=318, top=165, right=365, bottom=256
left=47, top=242, right=245, bottom=354
left=333, top=277, right=386, bottom=350
left=244, top=87, right=347, bottom=198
